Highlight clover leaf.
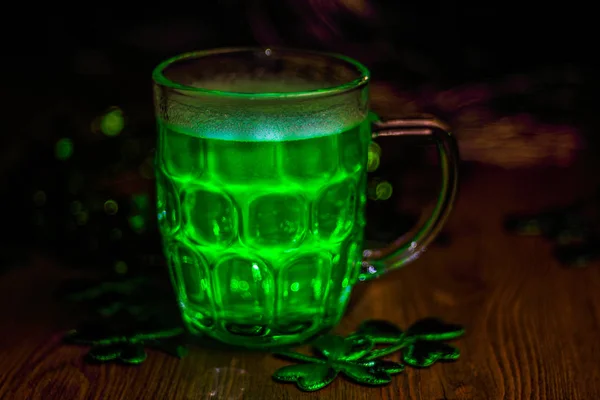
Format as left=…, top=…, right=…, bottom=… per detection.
left=65, top=325, right=188, bottom=365
left=313, top=334, right=374, bottom=361
left=86, top=343, right=147, bottom=364
left=61, top=275, right=189, bottom=365
left=273, top=317, right=465, bottom=392
left=404, top=318, right=465, bottom=341
left=64, top=310, right=188, bottom=365
left=273, top=334, right=403, bottom=391
left=274, top=363, right=337, bottom=391
left=402, top=341, right=460, bottom=368
left=353, top=320, right=404, bottom=343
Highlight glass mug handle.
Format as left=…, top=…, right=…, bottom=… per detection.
left=360, top=117, right=460, bottom=281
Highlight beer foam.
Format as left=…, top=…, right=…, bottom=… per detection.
left=154, top=80, right=369, bottom=142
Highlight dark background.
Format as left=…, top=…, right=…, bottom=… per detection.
left=0, top=1, right=596, bottom=274
left=4, top=3, right=597, bottom=84
left=2, top=6, right=600, bottom=398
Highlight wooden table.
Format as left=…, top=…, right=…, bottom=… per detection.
left=2, top=164, right=600, bottom=400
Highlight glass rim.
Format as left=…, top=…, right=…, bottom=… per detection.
left=152, top=47, right=371, bottom=99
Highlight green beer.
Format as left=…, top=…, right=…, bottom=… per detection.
left=153, top=48, right=459, bottom=349
left=156, top=120, right=370, bottom=346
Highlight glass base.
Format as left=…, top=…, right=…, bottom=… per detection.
left=181, top=307, right=342, bottom=349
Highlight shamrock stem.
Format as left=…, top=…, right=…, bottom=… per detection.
left=364, top=335, right=409, bottom=361
left=134, top=327, right=185, bottom=342
left=274, top=351, right=324, bottom=364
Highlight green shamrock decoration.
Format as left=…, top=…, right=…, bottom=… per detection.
left=60, top=273, right=463, bottom=383
left=64, top=321, right=188, bottom=365
left=273, top=318, right=464, bottom=392
left=274, top=334, right=404, bottom=391
left=60, top=275, right=189, bottom=365
left=86, top=342, right=147, bottom=364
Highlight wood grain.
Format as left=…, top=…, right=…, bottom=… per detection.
left=2, top=163, right=600, bottom=400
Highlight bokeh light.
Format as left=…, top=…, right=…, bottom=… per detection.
left=91, top=107, right=125, bottom=136
left=375, top=180, right=393, bottom=200
left=367, top=142, right=381, bottom=172
left=133, top=194, right=150, bottom=212
left=104, top=200, right=119, bottom=215
left=55, top=138, right=74, bottom=160
left=368, top=179, right=393, bottom=200
left=129, top=215, right=145, bottom=233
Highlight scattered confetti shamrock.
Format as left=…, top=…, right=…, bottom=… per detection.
left=504, top=200, right=600, bottom=268
left=273, top=318, right=465, bottom=391
left=504, top=205, right=587, bottom=241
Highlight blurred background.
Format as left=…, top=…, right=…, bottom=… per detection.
left=0, top=0, right=596, bottom=275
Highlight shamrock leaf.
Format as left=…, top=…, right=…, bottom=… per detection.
left=554, top=241, right=600, bottom=268
left=353, top=320, right=403, bottom=344
left=313, top=334, right=374, bottom=361
left=118, top=343, right=148, bottom=364
left=503, top=206, right=587, bottom=240
left=86, top=343, right=147, bottom=364
left=85, top=344, right=123, bottom=362
left=270, top=318, right=465, bottom=392
left=357, top=360, right=405, bottom=374
left=405, top=318, right=465, bottom=342
left=273, top=351, right=402, bottom=391
left=273, top=363, right=337, bottom=391
left=274, top=334, right=386, bottom=391
left=64, top=322, right=124, bottom=346
left=402, top=340, right=460, bottom=368
left=60, top=270, right=189, bottom=367
left=342, top=363, right=393, bottom=386
left=311, top=335, right=345, bottom=359
left=343, top=359, right=405, bottom=385
left=64, top=314, right=187, bottom=365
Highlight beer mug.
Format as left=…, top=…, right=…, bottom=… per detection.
left=153, top=48, right=459, bottom=348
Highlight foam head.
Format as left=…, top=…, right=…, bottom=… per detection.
left=153, top=48, right=370, bottom=141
